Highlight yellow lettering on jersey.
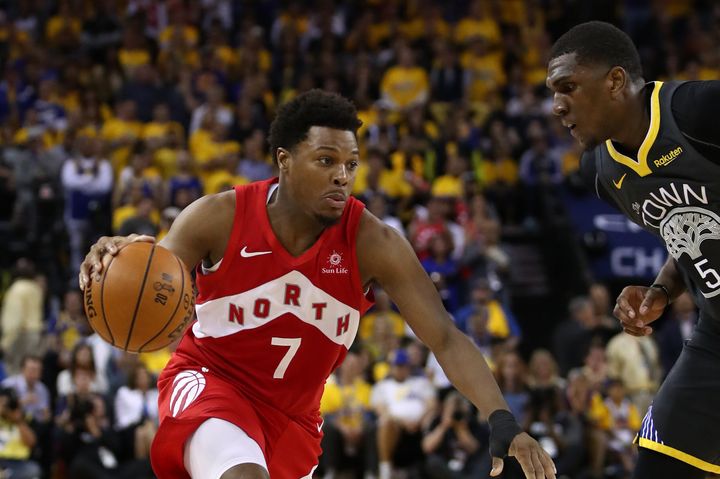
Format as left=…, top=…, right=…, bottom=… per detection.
left=605, top=81, right=663, bottom=178
left=654, top=146, right=683, bottom=167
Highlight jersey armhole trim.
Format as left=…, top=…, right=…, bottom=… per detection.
left=196, top=185, right=246, bottom=283
left=347, top=202, right=372, bottom=316
left=594, top=173, right=601, bottom=200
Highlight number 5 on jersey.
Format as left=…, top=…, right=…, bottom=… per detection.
left=694, top=258, right=720, bottom=294
left=271, top=337, right=301, bottom=379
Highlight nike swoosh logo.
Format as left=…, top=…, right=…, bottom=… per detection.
left=317, top=419, right=324, bottom=432
left=613, top=173, right=628, bottom=189
left=240, top=246, right=272, bottom=258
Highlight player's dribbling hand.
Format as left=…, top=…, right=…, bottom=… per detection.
left=79, top=234, right=155, bottom=291
left=491, top=432, right=556, bottom=479
left=613, top=285, right=667, bottom=336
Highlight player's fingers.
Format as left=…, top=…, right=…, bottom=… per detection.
left=78, top=265, right=89, bottom=291
left=612, top=303, right=630, bottom=323
left=489, top=457, right=504, bottom=477
left=539, top=450, right=557, bottom=479
left=90, top=253, right=106, bottom=280
left=127, top=234, right=156, bottom=246
left=639, top=287, right=665, bottom=315
left=615, top=294, right=636, bottom=320
left=100, top=252, right=114, bottom=273
left=530, top=452, right=545, bottom=479
left=613, top=304, right=642, bottom=331
left=514, top=450, right=535, bottom=479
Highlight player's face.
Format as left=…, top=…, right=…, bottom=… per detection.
left=546, top=53, right=616, bottom=149
left=280, top=126, right=360, bottom=225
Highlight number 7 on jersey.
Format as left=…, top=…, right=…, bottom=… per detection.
left=271, top=337, right=302, bottom=379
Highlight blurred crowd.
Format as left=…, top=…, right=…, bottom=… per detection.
left=0, top=0, right=718, bottom=478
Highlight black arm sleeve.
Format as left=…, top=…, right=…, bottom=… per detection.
left=672, top=81, right=720, bottom=159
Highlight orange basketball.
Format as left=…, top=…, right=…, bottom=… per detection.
left=83, top=242, right=195, bottom=353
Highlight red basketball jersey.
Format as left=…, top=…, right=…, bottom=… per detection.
left=168, top=178, right=373, bottom=416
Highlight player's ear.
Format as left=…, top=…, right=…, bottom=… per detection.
left=607, top=66, right=627, bottom=98
left=276, top=148, right=291, bottom=172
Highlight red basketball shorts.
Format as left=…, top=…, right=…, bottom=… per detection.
left=150, top=362, right=323, bottom=478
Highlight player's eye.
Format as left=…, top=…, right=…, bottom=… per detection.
left=562, top=83, right=577, bottom=93
left=318, top=156, right=333, bottom=166
left=348, top=160, right=359, bottom=171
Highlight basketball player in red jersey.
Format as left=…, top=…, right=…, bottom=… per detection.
left=79, top=90, right=555, bottom=479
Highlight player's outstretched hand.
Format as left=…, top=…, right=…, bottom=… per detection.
left=491, top=432, right=556, bottom=478
left=79, top=234, right=155, bottom=291
left=613, top=285, right=667, bottom=336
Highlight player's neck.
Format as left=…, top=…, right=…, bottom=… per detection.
left=610, top=85, right=650, bottom=152
left=267, top=187, right=325, bottom=256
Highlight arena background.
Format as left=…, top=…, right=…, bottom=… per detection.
left=0, top=1, right=715, bottom=478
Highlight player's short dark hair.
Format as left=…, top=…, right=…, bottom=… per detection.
left=549, top=21, right=643, bottom=80
left=268, top=89, right=362, bottom=163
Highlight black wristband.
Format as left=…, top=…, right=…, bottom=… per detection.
left=650, top=283, right=671, bottom=306
left=488, top=409, right=523, bottom=457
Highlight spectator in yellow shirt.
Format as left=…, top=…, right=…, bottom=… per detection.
left=461, top=36, right=506, bottom=103
left=203, top=159, right=249, bottom=196
left=118, top=27, right=151, bottom=76
left=157, top=24, right=200, bottom=72
left=454, top=0, right=501, bottom=46
left=113, top=183, right=160, bottom=234
left=45, top=1, right=81, bottom=48
left=352, top=148, right=412, bottom=200
left=380, top=45, right=429, bottom=111
left=319, top=348, right=374, bottom=477
left=159, top=7, right=199, bottom=50
left=0, top=388, right=40, bottom=479
left=142, top=103, right=184, bottom=151
left=194, top=123, right=241, bottom=187
left=100, top=99, right=143, bottom=172
left=359, top=289, right=405, bottom=342
left=431, top=148, right=468, bottom=199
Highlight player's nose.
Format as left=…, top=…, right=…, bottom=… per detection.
left=332, top=164, right=349, bottom=186
left=552, top=93, right=568, bottom=117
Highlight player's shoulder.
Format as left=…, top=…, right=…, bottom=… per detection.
left=356, top=208, right=417, bottom=281
left=357, top=209, right=405, bottom=247
left=188, top=190, right=236, bottom=217
left=669, top=79, right=720, bottom=114
left=170, top=190, right=237, bottom=241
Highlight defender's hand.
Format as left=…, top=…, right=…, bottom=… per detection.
left=613, top=285, right=667, bottom=336
left=491, top=432, right=556, bottom=478
left=79, top=234, right=155, bottom=291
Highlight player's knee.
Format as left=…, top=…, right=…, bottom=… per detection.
left=219, top=463, right=270, bottom=479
